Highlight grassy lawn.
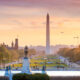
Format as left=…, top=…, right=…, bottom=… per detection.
left=11, top=55, right=68, bottom=68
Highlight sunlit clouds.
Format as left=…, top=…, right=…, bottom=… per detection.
left=0, top=0, right=80, bottom=46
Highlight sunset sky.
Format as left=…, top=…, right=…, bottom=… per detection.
left=0, top=0, right=80, bottom=47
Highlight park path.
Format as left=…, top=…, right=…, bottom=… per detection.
left=59, top=56, right=80, bottom=68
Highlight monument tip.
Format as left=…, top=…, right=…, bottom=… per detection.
left=47, top=13, right=49, bottom=16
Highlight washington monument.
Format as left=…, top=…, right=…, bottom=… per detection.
left=46, top=13, right=50, bottom=54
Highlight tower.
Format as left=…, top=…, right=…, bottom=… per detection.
left=11, top=41, right=14, bottom=48
left=15, top=38, right=18, bottom=50
left=46, top=13, right=50, bottom=54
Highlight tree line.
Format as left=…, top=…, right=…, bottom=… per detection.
left=0, top=45, right=36, bottom=65
left=57, top=46, right=80, bottom=62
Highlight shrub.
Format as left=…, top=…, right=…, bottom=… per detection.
left=13, top=73, right=50, bottom=80
left=33, top=73, right=50, bottom=80
left=0, top=76, right=9, bottom=80
left=12, top=73, right=30, bottom=80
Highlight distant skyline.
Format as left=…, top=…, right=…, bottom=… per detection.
left=0, top=0, right=80, bottom=46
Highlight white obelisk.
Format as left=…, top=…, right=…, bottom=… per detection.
left=46, top=13, right=50, bottom=54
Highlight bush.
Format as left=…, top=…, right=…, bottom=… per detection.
left=0, top=76, right=9, bottom=80
left=12, top=73, right=30, bottom=80
left=13, top=73, right=50, bottom=80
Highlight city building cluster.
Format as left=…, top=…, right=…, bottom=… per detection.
left=1, top=38, right=19, bottom=50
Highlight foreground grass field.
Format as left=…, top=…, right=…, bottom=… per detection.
left=11, top=55, right=68, bottom=69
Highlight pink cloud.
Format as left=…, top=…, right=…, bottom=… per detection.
left=0, top=0, right=80, bottom=17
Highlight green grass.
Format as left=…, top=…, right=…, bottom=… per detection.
left=10, top=55, right=68, bottom=68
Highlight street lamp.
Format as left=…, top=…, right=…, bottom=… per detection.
left=42, top=57, right=47, bottom=74
left=44, top=57, right=47, bottom=67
